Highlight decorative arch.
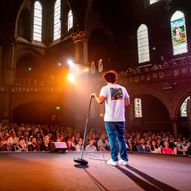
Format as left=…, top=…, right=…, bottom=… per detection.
left=15, top=0, right=28, bottom=38
left=11, top=95, right=73, bottom=124
left=129, top=88, right=172, bottom=132
left=132, top=87, right=171, bottom=117
left=16, top=8, right=31, bottom=41
left=16, top=51, right=43, bottom=79
left=173, top=91, right=191, bottom=119
left=16, top=48, right=43, bottom=63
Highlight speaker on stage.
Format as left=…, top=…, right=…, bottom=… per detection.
left=49, top=142, right=68, bottom=153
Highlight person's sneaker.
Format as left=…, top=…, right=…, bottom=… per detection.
left=118, top=159, right=128, bottom=166
left=107, top=159, right=118, bottom=166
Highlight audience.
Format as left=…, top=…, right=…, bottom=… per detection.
left=97, top=133, right=109, bottom=151
left=0, top=122, right=190, bottom=157
left=28, top=137, right=40, bottom=152
left=136, top=138, right=151, bottom=153
left=161, top=141, right=174, bottom=154
left=40, top=135, right=50, bottom=152
left=85, top=139, right=97, bottom=152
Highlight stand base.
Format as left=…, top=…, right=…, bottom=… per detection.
left=74, top=158, right=88, bottom=166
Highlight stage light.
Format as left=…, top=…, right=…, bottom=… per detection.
left=83, top=67, right=89, bottom=72
left=67, top=59, right=75, bottom=69
left=28, top=67, right=32, bottom=71
left=56, top=106, right=61, bottom=110
left=67, top=73, right=75, bottom=84
left=57, top=62, right=62, bottom=67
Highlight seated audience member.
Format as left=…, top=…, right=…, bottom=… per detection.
left=176, top=138, right=183, bottom=154
left=66, top=136, right=76, bottom=151
left=182, top=140, right=189, bottom=155
left=11, top=131, right=19, bottom=145
left=97, top=133, right=109, bottom=151
left=169, top=137, right=177, bottom=154
left=36, top=133, right=43, bottom=145
left=5, top=136, right=15, bottom=151
left=40, top=135, right=50, bottom=152
left=28, top=137, right=40, bottom=152
left=151, top=140, right=161, bottom=154
left=187, top=142, right=191, bottom=156
left=0, top=137, right=7, bottom=151
left=55, top=132, right=62, bottom=142
left=161, top=141, right=173, bottom=154
left=86, top=139, right=97, bottom=152
left=146, top=139, right=151, bottom=150
left=76, top=138, right=83, bottom=152
left=16, top=137, right=27, bottom=152
left=136, top=138, right=151, bottom=152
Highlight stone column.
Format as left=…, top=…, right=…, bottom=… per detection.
left=171, top=118, right=178, bottom=138
left=1, top=39, right=16, bottom=121
left=0, top=45, right=3, bottom=85
left=72, top=31, right=88, bottom=66
left=2, top=40, right=16, bottom=85
left=71, top=31, right=89, bottom=131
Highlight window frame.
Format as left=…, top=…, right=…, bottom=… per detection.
left=137, top=24, right=150, bottom=64
left=170, top=10, right=188, bottom=56
left=67, top=9, right=73, bottom=31
left=33, top=1, right=43, bottom=42
left=53, top=0, right=61, bottom=41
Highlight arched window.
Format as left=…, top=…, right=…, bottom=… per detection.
left=171, top=11, right=188, bottom=55
left=33, top=1, right=42, bottom=41
left=137, top=24, right=150, bottom=64
left=54, top=0, right=61, bottom=41
left=134, top=98, right=142, bottom=118
left=150, top=0, right=160, bottom=4
left=67, top=10, right=73, bottom=31
left=180, top=96, right=191, bottom=117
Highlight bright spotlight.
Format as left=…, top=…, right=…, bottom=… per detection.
left=67, top=59, right=73, bottom=65
left=67, top=73, right=75, bottom=84
left=67, top=59, right=75, bottom=69
left=83, top=67, right=89, bottom=72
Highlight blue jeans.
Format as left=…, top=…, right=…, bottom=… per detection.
left=105, top=121, right=128, bottom=162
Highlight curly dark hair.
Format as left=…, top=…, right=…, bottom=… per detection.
left=102, top=70, right=118, bottom=83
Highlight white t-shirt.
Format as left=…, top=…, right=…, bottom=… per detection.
left=99, top=83, right=129, bottom=122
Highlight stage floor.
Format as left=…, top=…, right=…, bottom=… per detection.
left=0, top=152, right=190, bottom=191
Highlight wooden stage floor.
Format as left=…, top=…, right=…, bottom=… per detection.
left=0, top=152, right=190, bottom=191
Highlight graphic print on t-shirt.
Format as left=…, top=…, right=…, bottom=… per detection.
left=110, top=88, right=123, bottom=100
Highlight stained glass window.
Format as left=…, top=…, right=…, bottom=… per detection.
left=68, top=10, right=73, bottom=31
left=171, top=11, right=188, bottom=55
left=54, top=0, right=61, bottom=41
left=137, top=24, right=150, bottom=64
left=134, top=98, right=143, bottom=118
left=33, top=1, right=42, bottom=41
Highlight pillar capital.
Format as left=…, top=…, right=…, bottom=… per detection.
left=72, top=31, right=88, bottom=44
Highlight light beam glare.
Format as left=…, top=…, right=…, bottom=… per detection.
left=67, top=73, right=75, bottom=84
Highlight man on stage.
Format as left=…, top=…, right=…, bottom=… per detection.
left=91, top=70, right=130, bottom=166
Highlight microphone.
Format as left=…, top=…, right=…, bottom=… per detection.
left=90, top=94, right=95, bottom=98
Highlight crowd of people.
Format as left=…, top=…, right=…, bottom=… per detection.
left=0, top=122, right=191, bottom=156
